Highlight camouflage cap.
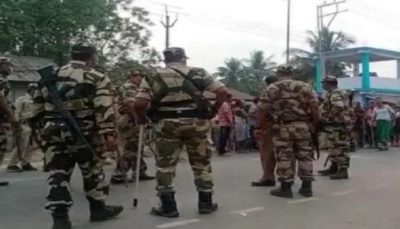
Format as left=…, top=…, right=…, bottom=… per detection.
left=276, top=65, right=294, bottom=75
left=322, top=75, right=337, bottom=82
left=0, top=56, right=11, bottom=64
left=71, top=42, right=96, bottom=56
left=163, top=47, right=188, bottom=60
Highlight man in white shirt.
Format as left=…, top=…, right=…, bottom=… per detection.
left=7, top=83, right=39, bottom=172
left=373, top=98, right=395, bottom=150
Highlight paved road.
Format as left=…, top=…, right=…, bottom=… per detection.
left=1, top=149, right=400, bottom=229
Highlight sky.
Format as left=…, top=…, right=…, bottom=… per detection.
left=134, top=0, right=400, bottom=77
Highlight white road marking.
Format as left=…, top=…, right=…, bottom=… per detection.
left=287, top=197, right=319, bottom=204
left=156, top=219, right=201, bottom=228
left=230, top=206, right=265, bottom=216
left=331, top=190, right=356, bottom=196
left=369, top=183, right=389, bottom=190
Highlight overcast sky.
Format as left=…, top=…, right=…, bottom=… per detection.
left=134, top=0, right=400, bottom=77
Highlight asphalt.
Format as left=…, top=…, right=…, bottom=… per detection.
left=1, top=148, right=400, bottom=229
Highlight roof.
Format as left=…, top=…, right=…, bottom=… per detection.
left=204, top=87, right=255, bottom=101
left=5, top=56, right=56, bottom=83
left=322, top=47, right=400, bottom=63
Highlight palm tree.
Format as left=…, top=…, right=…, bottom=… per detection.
left=290, top=27, right=356, bottom=82
left=243, top=51, right=276, bottom=95
left=217, top=58, right=244, bottom=88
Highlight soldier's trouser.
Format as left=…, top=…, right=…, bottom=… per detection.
left=42, top=123, right=108, bottom=213
left=325, top=126, right=350, bottom=168
left=154, top=118, right=213, bottom=193
left=272, top=122, right=313, bottom=183
left=0, top=125, right=8, bottom=165
left=259, top=127, right=276, bottom=180
left=113, top=115, right=148, bottom=177
left=8, top=122, right=34, bottom=167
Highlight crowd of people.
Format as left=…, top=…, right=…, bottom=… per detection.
left=351, top=98, right=400, bottom=151
left=0, top=43, right=398, bottom=229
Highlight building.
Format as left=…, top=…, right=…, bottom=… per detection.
left=314, top=47, right=400, bottom=107
left=7, top=56, right=56, bottom=101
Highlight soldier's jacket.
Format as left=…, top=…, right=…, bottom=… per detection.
left=258, top=79, right=318, bottom=122
left=32, top=60, right=115, bottom=137
left=320, top=89, right=351, bottom=125
left=136, top=62, right=223, bottom=115
left=0, top=76, right=11, bottom=123
left=117, top=80, right=138, bottom=115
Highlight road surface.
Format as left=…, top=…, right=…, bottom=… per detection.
left=1, top=148, right=400, bottom=229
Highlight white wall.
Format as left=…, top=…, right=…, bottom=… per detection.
left=338, top=77, right=400, bottom=90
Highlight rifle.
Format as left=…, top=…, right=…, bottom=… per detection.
left=311, top=130, right=320, bottom=160
left=37, top=66, right=96, bottom=158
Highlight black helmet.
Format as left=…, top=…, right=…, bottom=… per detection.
left=277, top=65, right=294, bottom=75
left=71, top=42, right=96, bottom=60
left=163, top=47, right=188, bottom=62
left=322, top=75, right=338, bottom=83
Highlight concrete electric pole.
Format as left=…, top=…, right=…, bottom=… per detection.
left=161, top=5, right=178, bottom=49
left=286, top=0, right=291, bottom=64
left=317, top=0, right=348, bottom=79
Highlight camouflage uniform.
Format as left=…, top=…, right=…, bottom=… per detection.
left=136, top=63, right=223, bottom=194
left=111, top=80, right=148, bottom=182
left=7, top=83, right=40, bottom=171
left=259, top=79, right=318, bottom=184
left=320, top=88, right=351, bottom=168
left=0, top=63, right=11, bottom=166
left=33, top=60, right=115, bottom=213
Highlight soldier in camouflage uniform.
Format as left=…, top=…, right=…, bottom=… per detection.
left=32, top=43, right=123, bottom=229
left=134, top=47, right=228, bottom=217
left=318, top=75, right=351, bottom=180
left=256, top=65, right=320, bottom=198
left=110, top=70, right=155, bottom=184
left=0, top=56, right=16, bottom=187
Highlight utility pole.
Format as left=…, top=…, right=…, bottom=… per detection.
left=161, top=5, right=178, bottom=49
left=317, top=0, right=348, bottom=79
left=286, top=0, right=291, bottom=64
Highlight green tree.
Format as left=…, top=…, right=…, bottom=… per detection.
left=217, top=58, right=244, bottom=88
left=242, top=51, right=276, bottom=95
left=0, top=0, right=158, bottom=67
left=290, top=27, right=356, bottom=82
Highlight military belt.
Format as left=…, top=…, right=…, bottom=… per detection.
left=152, top=109, right=205, bottom=121
left=276, top=119, right=310, bottom=124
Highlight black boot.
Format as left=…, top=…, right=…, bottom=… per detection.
left=52, top=210, right=71, bottom=229
left=298, top=180, right=313, bottom=197
left=251, top=179, right=276, bottom=187
left=139, top=172, right=155, bottom=181
left=330, top=167, right=349, bottom=180
left=151, top=192, right=179, bottom=218
left=270, top=182, right=293, bottom=198
left=198, top=192, right=218, bottom=214
left=318, top=163, right=338, bottom=176
left=110, top=174, right=126, bottom=185
left=0, top=181, right=9, bottom=186
left=89, top=199, right=123, bottom=222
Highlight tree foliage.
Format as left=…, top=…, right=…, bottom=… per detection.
left=0, top=0, right=159, bottom=70
left=217, top=51, right=276, bottom=96
left=290, top=27, right=356, bottom=82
